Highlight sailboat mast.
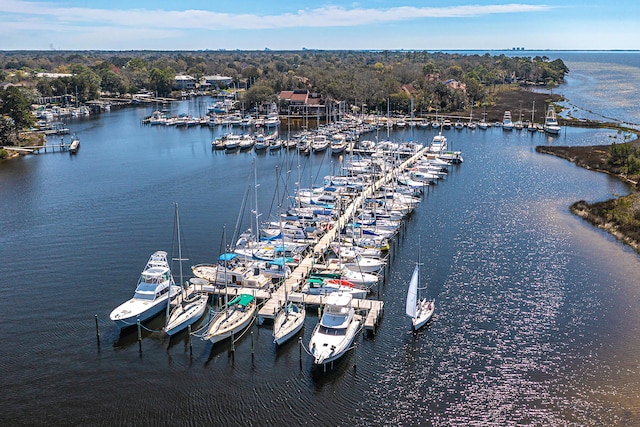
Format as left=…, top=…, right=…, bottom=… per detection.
left=176, top=202, right=184, bottom=287
left=252, top=158, right=261, bottom=242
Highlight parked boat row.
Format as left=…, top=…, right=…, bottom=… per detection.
left=108, top=137, right=464, bottom=369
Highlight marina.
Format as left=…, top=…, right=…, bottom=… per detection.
left=3, top=51, right=640, bottom=424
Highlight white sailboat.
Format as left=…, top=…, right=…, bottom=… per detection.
left=203, top=293, right=256, bottom=345
left=405, top=264, right=435, bottom=331
left=527, top=100, right=538, bottom=132
left=272, top=300, right=306, bottom=346
left=163, top=203, right=209, bottom=336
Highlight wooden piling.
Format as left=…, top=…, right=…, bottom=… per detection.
left=94, top=314, right=100, bottom=344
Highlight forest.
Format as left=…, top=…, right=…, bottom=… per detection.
left=0, top=49, right=568, bottom=115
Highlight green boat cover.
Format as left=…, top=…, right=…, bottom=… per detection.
left=228, top=294, right=255, bottom=307
left=310, top=272, right=341, bottom=280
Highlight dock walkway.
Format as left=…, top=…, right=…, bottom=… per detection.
left=255, top=145, right=429, bottom=332
left=188, top=145, right=429, bottom=336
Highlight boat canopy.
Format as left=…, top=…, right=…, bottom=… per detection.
left=218, top=253, right=238, bottom=262
left=227, top=294, right=255, bottom=307
left=267, top=257, right=288, bottom=267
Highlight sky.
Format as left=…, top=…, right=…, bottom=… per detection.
left=0, top=0, right=638, bottom=51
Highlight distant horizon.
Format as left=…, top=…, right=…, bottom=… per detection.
left=1, top=1, right=638, bottom=51
left=2, top=49, right=640, bottom=54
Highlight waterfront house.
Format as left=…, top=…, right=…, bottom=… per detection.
left=200, top=75, right=233, bottom=89
left=174, top=75, right=196, bottom=90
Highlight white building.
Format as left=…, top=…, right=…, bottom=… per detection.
left=174, top=75, right=196, bottom=90
left=200, top=75, right=233, bottom=89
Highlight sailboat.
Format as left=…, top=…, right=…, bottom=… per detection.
left=163, top=203, right=209, bottom=336
left=272, top=298, right=306, bottom=346
left=203, top=293, right=256, bottom=344
left=405, top=264, right=435, bottom=331
left=478, top=103, right=488, bottom=130
left=527, top=100, right=538, bottom=132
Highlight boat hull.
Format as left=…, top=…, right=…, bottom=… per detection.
left=309, top=317, right=361, bottom=365
left=205, top=304, right=256, bottom=344
left=273, top=305, right=306, bottom=346
left=110, top=297, right=169, bottom=329
left=163, top=293, right=209, bottom=336
left=412, top=299, right=435, bottom=331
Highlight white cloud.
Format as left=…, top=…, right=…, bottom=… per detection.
left=0, top=1, right=554, bottom=31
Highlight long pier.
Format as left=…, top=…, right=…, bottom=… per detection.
left=3, top=143, right=71, bottom=154
left=185, top=145, right=429, bottom=336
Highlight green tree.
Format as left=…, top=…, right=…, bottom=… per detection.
left=0, top=115, right=17, bottom=146
left=243, top=83, right=275, bottom=109
left=0, top=86, right=35, bottom=138
left=74, top=69, right=101, bottom=102
left=149, top=68, right=173, bottom=97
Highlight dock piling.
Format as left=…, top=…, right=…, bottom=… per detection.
left=230, top=332, right=235, bottom=354
left=94, top=314, right=100, bottom=344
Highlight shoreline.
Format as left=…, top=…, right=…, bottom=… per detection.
left=5, top=91, right=640, bottom=253
left=537, top=137, right=640, bottom=253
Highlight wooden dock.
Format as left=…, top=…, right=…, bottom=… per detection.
left=188, top=145, right=430, bottom=336
left=3, top=143, right=71, bottom=154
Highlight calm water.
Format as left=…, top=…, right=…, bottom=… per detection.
left=2, top=54, right=640, bottom=426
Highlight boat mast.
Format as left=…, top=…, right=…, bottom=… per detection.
left=252, top=158, right=261, bottom=243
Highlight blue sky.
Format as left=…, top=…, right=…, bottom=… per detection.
left=0, top=0, right=638, bottom=51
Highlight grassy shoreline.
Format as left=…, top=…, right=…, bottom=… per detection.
left=536, top=130, right=640, bottom=253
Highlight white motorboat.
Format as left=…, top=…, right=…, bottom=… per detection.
left=301, top=277, right=369, bottom=299
left=311, top=134, right=329, bottom=152
left=203, top=294, right=256, bottom=344
left=502, top=111, right=514, bottom=131
left=239, top=134, right=255, bottom=150
left=429, top=133, right=447, bottom=153
left=110, top=251, right=180, bottom=329
left=308, top=292, right=361, bottom=366
left=272, top=301, right=306, bottom=346
left=543, top=105, right=561, bottom=134
left=405, top=264, right=435, bottom=331
left=330, top=135, right=348, bottom=155
left=253, top=133, right=269, bottom=151
left=69, top=135, right=80, bottom=154
left=224, top=134, right=241, bottom=150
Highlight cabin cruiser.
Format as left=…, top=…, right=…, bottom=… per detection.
left=308, top=292, right=362, bottom=366
left=110, top=251, right=180, bottom=328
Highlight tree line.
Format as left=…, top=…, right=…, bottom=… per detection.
left=1, top=50, right=568, bottom=144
